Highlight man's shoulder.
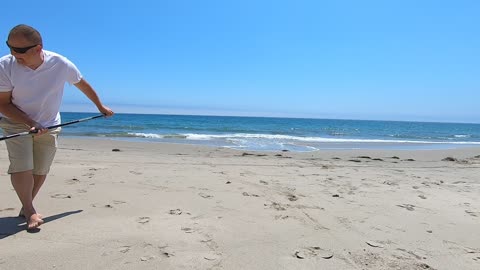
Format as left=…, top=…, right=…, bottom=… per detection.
left=0, top=54, right=13, bottom=61
left=43, top=50, right=69, bottom=62
left=0, top=54, right=14, bottom=67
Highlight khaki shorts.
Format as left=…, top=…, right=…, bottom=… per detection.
left=0, top=117, right=61, bottom=175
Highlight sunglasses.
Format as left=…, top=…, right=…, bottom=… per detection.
left=5, top=41, right=38, bottom=54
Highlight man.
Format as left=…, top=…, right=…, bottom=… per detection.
left=0, top=24, right=114, bottom=230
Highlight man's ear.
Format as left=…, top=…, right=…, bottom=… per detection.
left=35, top=44, right=43, bottom=53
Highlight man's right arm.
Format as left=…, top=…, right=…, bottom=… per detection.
left=0, top=91, right=40, bottom=128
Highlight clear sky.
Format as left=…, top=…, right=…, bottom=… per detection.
left=1, top=0, right=478, bottom=123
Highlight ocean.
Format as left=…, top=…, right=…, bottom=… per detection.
left=59, top=112, right=480, bottom=152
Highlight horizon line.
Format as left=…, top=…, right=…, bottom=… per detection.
left=59, top=110, right=480, bottom=125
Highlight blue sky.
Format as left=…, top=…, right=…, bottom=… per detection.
left=1, top=0, right=478, bottom=123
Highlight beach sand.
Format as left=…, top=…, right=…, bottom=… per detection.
left=1, top=138, right=480, bottom=269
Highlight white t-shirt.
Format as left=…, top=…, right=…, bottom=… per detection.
left=0, top=50, right=82, bottom=126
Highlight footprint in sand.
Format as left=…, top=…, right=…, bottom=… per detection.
left=397, top=204, right=415, bottom=211
left=82, top=173, right=95, bottom=178
left=294, top=247, right=333, bottom=259
left=77, top=189, right=87, bottom=193
left=266, top=202, right=287, bottom=211
left=383, top=180, right=397, bottom=186
left=169, top=209, right=183, bottom=215
left=453, top=181, right=467, bottom=184
left=396, top=248, right=424, bottom=260
left=199, top=193, right=213, bottom=199
left=137, top=217, right=150, bottom=224
left=199, top=234, right=221, bottom=256
left=158, top=246, right=175, bottom=258
left=91, top=203, right=114, bottom=208
left=366, top=241, right=384, bottom=248
left=51, top=194, right=72, bottom=199
left=465, top=210, right=478, bottom=217
left=161, top=251, right=174, bottom=258
left=113, top=200, right=126, bottom=205
left=242, top=192, right=260, bottom=197
left=129, top=171, right=142, bottom=175
left=181, top=227, right=195, bottom=233
left=275, top=215, right=290, bottom=220
left=66, top=178, right=80, bottom=184
left=119, top=246, right=131, bottom=253
left=134, top=243, right=172, bottom=263
left=287, top=194, right=298, bottom=201
left=0, top=207, right=15, bottom=213
left=140, top=255, right=155, bottom=262
left=204, top=254, right=221, bottom=261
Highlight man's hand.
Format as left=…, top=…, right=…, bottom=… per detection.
left=29, top=122, right=48, bottom=136
left=98, top=105, right=114, bottom=117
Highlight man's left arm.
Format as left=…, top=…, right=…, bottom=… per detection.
left=74, top=78, right=114, bottom=117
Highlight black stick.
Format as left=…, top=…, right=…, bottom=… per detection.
left=0, top=114, right=105, bottom=141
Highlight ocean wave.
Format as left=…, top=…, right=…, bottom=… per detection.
left=127, top=132, right=187, bottom=139
left=123, top=132, right=480, bottom=145
left=454, top=134, right=470, bottom=138
left=184, top=133, right=480, bottom=144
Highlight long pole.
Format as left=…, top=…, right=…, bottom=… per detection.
left=0, top=114, right=105, bottom=141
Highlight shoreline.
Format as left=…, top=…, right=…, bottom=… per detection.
left=59, top=134, right=480, bottom=152
left=1, top=138, right=479, bottom=269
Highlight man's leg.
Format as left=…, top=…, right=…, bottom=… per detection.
left=11, top=170, right=44, bottom=230
left=32, top=174, right=47, bottom=199
left=18, top=174, right=47, bottom=217
left=1, top=118, right=37, bottom=220
left=19, top=128, right=60, bottom=221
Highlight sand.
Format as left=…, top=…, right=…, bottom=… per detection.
left=1, top=138, right=480, bottom=269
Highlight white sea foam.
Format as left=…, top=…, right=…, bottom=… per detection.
left=129, top=132, right=480, bottom=145
left=184, top=133, right=480, bottom=144
left=128, top=132, right=164, bottom=139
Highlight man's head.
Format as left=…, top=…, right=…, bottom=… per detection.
left=6, top=24, right=43, bottom=67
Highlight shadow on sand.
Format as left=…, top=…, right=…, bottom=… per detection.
left=0, top=210, right=83, bottom=239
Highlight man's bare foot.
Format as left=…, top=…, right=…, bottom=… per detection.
left=19, top=208, right=42, bottom=219
left=26, top=213, right=44, bottom=230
